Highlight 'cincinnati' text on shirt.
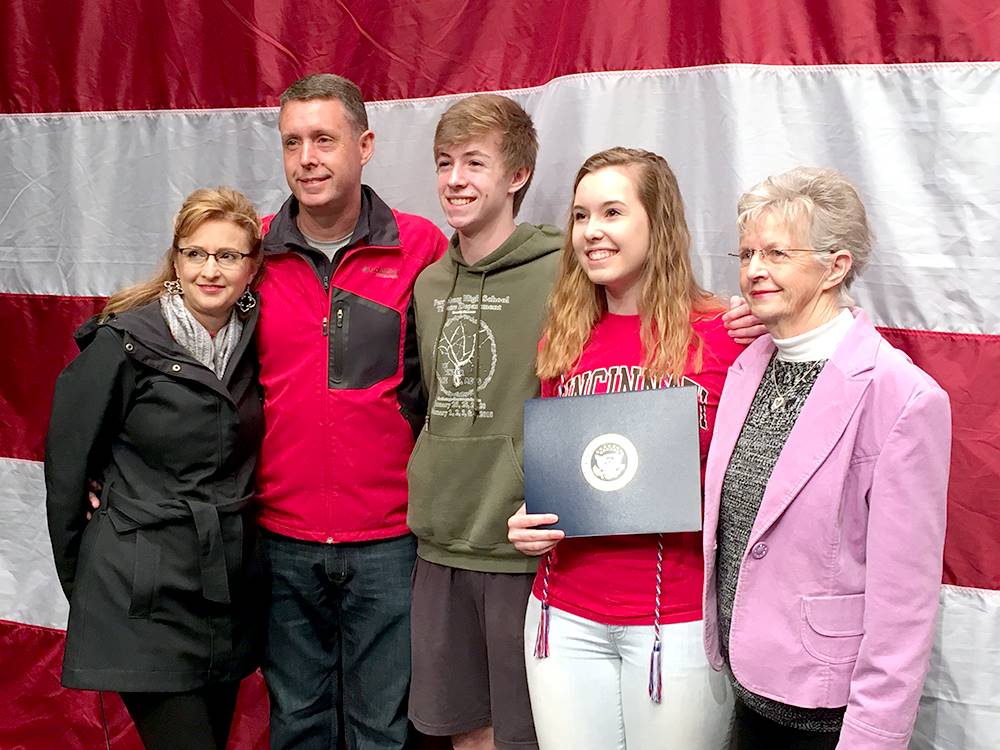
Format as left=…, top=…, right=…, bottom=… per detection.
left=557, top=366, right=709, bottom=429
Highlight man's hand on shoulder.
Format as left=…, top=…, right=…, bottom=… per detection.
left=86, top=480, right=101, bottom=520
left=723, top=295, right=767, bottom=345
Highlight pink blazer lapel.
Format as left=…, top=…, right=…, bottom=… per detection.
left=747, top=313, right=882, bottom=546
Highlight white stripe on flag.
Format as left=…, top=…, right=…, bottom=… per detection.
left=2, top=63, right=998, bottom=333
left=0, top=457, right=68, bottom=629
left=912, top=584, right=1000, bottom=750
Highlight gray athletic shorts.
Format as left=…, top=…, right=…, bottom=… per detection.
left=408, top=557, right=539, bottom=750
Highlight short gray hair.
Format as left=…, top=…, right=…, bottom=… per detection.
left=737, top=167, right=873, bottom=304
left=279, top=73, right=369, bottom=133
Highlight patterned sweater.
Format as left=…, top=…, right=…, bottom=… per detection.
left=715, top=355, right=846, bottom=732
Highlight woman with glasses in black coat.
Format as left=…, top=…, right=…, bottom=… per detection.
left=45, top=187, right=266, bottom=750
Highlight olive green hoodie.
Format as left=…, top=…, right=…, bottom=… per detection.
left=407, top=223, right=563, bottom=573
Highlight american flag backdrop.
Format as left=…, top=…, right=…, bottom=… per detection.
left=1, top=1, right=998, bottom=747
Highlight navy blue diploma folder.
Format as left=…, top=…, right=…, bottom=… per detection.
left=523, top=387, right=703, bottom=538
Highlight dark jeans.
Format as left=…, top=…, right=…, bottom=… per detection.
left=732, top=698, right=840, bottom=750
left=261, top=531, right=416, bottom=750
left=120, top=681, right=240, bottom=750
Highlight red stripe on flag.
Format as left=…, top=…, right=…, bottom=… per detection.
left=0, top=619, right=269, bottom=749
left=3, top=0, right=999, bottom=114
left=0, top=294, right=105, bottom=462
left=0, top=620, right=139, bottom=749
left=880, top=327, right=1000, bottom=592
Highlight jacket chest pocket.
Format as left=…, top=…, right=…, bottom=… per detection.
left=328, top=293, right=400, bottom=389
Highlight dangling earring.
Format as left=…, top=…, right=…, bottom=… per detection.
left=236, top=287, right=256, bottom=313
left=163, top=279, right=183, bottom=296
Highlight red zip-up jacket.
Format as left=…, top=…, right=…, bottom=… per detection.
left=256, top=187, right=447, bottom=543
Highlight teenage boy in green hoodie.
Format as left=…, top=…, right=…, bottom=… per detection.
left=406, top=94, right=557, bottom=750
left=405, top=94, right=765, bottom=750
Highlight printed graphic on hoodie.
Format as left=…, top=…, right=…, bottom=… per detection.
left=432, top=293, right=513, bottom=419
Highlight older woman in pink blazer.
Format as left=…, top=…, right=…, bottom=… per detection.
left=702, top=167, right=951, bottom=749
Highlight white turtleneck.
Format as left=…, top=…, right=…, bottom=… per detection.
left=773, top=308, right=855, bottom=362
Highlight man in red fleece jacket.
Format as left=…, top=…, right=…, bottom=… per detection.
left=256, top=73, right=447, bottom=750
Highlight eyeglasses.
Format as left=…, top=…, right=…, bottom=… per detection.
left=728, top=247, right=831, bottom=266
left=175, top=247, right=252, bottom=269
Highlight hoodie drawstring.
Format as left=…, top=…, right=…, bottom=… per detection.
left=471, top=272, right=487, bottom=424
left=427, top=265, right=461, bottom=433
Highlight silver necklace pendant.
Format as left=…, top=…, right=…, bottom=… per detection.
left=771, top=394, right=786, bottom=410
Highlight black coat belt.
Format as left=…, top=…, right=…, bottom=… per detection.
left=105, top=485, right=254, bottom=609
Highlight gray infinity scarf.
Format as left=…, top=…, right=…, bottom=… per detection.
left=159, top=292, right=244, bottom=379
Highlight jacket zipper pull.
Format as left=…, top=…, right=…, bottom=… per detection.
left=322, top=316, right=328, bottom=336
left=336, top=307, right=344, bottom=328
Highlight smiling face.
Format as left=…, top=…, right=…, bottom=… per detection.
left=279, top=98, right=374, bottom=233
left=739, top=210, right=847, bottom=337
left=435, top=132, right=526, bottom=239
left=571, top=166, right=651, bottom=314
left=172, top=219, right=258, bottom=334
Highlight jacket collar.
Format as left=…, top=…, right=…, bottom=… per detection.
left=716, top=309, right=882, bottom=544
left=263, top=184, right=400, bottom=256
left=728, top=308, right=880, bottom=381
left=91, top=299, right=259, bottom=402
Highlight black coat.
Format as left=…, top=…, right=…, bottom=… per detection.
left=44, top=300, right=264, bottom=692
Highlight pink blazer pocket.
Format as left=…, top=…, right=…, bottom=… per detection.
left=800, top=593, right=865, bottom=664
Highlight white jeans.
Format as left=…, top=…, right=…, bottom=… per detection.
left=524, top=597, right=733, bottom=750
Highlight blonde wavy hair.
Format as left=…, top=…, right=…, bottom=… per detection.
left=537, top=148, right=720, bottom=382
left=100, top=187, right=263, bottom=321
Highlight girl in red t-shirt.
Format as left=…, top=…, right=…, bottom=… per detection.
left=509, top=147, right=742, bottom=749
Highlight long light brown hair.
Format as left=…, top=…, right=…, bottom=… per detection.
left=537, top=148, right=720, bottom=382
left=100, top=187, right=263, bottom=321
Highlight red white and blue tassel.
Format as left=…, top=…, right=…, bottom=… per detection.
left=534, top=602, right=551, bottom=658
left=648, top=534, right=665, bottom=703
left=648, top=636, right=663, bottom=703
left=534, top=551, right=553, bottom=658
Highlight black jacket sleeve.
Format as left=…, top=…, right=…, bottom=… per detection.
left=44, top=327, right=131, bottom=600
left=396, top=296, right=426, bottom=438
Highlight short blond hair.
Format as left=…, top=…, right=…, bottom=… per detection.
left=738, top=167, right=873, bottom=303
left=434, top=94, right=538, bottom=214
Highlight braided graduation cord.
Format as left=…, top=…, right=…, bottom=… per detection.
left=534, top=550, right=554, bottom=658
left=648, top=533, right=665, bottom=703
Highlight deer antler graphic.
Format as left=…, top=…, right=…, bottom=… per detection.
left=439, top=321, right=478, bottom=388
